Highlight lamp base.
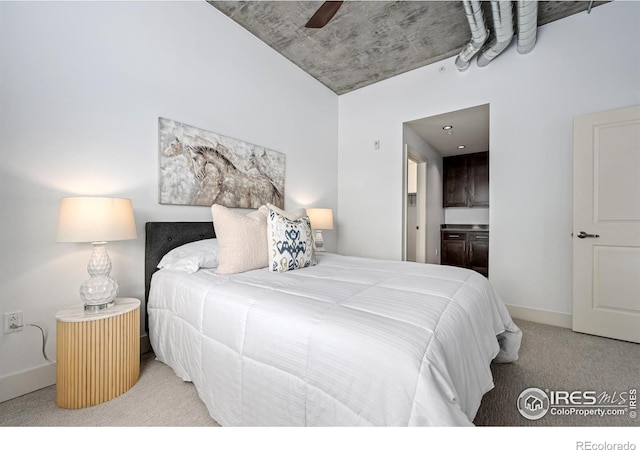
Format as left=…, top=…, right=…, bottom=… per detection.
left=80, top=242, right=119, bottom=310
left=80, top=275, right=119, bottom=310
left=84, top=300, right=116, bottom=312
left=313, top=229, right=326, bottom=252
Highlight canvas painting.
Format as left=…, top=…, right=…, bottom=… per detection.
left=158, top=118, right=285, bottom=208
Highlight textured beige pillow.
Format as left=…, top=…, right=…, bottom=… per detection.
left=211, top=204, right=269, bottom=274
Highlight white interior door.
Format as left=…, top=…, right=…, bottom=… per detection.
left=406, top=146, right=427, bottom=263
left=573, top=105, right=640, bottom=343
left=406, top=158, right=418, bottom=262
left=415, top=158, right=427, bottom=263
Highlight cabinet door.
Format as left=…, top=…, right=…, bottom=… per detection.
left=469, top=152, right=489, bottom=207
left=441, top=232, right=467, bottom=268
left=468, top=232, right=489, bottom=276
left=443, top=155, right=468, bottom=207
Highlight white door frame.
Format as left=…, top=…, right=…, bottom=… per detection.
left=402, top=144, right=428, bottom=262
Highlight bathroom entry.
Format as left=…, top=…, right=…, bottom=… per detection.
left=404, top=103, right=490, bottom=266
left=404, top=146, right=427, bottom=263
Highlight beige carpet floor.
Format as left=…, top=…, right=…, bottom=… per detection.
left=0, top=351, right=218, bottom=427
left=473, top=319, right=640, bottom=427
left=1, top=319, right=638, bottom=428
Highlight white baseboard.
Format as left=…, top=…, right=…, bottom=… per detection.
left=0, top=335, right=153, bottom=403
left=506, top=304, right=572, bottom=329
left=0, top=362, right=56, bottom=404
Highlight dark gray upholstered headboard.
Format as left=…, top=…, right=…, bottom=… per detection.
left=144, top=222, right=216, bottom=331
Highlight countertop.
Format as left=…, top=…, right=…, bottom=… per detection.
left=55, top=297, right=140, bottom=322
left=441, top=224, right=489, bottom=232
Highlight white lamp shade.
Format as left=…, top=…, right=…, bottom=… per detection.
left=306, top=208, right=334, bottom=230
left=57, top=197, right=137, bottom=243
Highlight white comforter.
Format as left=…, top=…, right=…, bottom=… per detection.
left=148, top=253, right=521, bottom=426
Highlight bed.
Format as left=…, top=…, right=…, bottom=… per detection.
left=145, top=220, right=521, bottom=426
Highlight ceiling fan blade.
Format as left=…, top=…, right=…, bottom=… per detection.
left=305, top=1, right=343, bottom=29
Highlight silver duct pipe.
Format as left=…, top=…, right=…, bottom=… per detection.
left=455, top=0, right=489, bottom=72
left=516, top=0, right=538, bottom=54
left=477, top=1, right=514, bottom=67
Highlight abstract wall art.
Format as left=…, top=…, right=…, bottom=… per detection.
left=158, top=117, right=285, bottom=208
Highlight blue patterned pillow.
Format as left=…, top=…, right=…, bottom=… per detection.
left=267, top=208, right=316, bottom=272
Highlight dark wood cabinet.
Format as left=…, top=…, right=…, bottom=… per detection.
left=443, top=155, right=468, bottom=207
left=468, top=152, right=489, bottom=207
left=441, top=230, right=489, bottom=276
left=467, top=232, right=489, bottom=276
left=441, top=231, right=467, bottom=267
left=443, top=151, right=489, bottom=208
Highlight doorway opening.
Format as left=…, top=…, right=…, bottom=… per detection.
left=402, top=103, right=490, bottom=267
left=403, top=146, right=427, bottom=263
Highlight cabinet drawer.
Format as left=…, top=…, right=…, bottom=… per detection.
left=443, top=232, right=466, bottom=240
left=470, top=232, right=489, bottom=241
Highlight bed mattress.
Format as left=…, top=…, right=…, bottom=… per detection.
left=148, top=253, right=521, bottom=426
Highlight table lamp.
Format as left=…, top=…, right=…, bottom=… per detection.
left=57, top=197, right=137, bottom=311
left=306, top=208, right=334, bottom=252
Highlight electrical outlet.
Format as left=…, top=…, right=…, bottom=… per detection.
left=3, top=311, right=23, bottom=334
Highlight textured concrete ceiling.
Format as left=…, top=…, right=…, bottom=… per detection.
left=209, top=1, right=608, bottom=95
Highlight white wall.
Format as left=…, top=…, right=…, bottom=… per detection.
left=338, top=2, right=640, bottom=318
left=0, top=1, right=338, bottom=397
left=444, top=207, right=490, bottom=225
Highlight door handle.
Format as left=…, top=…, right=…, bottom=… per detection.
left=577, top=231, right=600, bottom=239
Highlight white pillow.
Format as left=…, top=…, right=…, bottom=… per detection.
left=267, top=206, right=316, bottom=273
left=157, top=239, right=219, bottom=273
left=211, top=204, right=269, bottom=275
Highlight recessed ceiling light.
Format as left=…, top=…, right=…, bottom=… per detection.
left=442, top=125, right=453, bottom=130
left=457, top=145, right=466, bottom=149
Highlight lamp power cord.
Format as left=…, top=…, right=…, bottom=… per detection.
left=11, top=323, right=53, bottom=363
